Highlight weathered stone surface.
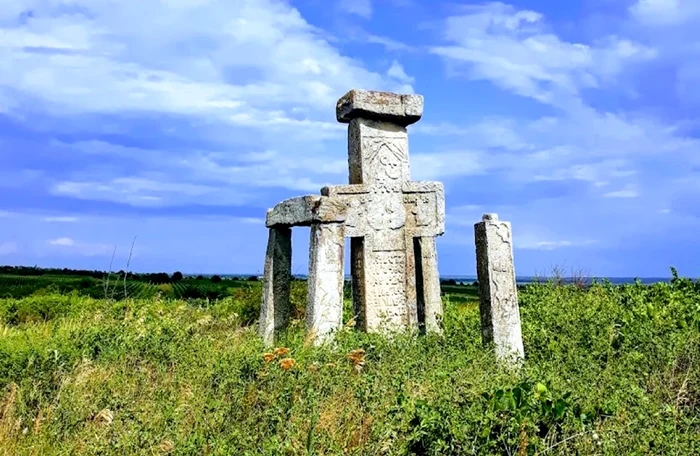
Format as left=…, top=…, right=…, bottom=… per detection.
left=321, top=182, right=444, bottom=238
left=306, top=223, right=345, bottom=345
left=259, top=227, right=292, bottom=347
left=266, top=196, right=347, bottom=228
left=416, top=237, right=443, bottom=334
left=474, top=214, right=524, bottom=364
left=336, top=90, right=423, bottom=126
left=326, top=90, right=444, bottom=333
left=348, top=118, right=409, bottom=185
left=259, top=88, right=445, bottom=344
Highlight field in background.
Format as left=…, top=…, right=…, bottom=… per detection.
left=0, top=269, right=698, bottom=454
left=0, top=271, right=483, bottom=317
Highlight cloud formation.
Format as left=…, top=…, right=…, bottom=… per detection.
left=0, top=0, right=698, bottom=276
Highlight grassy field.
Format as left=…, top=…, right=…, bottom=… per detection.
left=0, top=273, right=698, bottom=455
left=0, top=274, right=260, bottom=302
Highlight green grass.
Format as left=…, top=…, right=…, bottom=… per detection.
left=0, top=274, right=260, bottom=303
left=0, top=277, right=698, bottom=455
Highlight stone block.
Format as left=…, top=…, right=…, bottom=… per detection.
left=259, top=227, right=292, bottom=347
left=306, top=223, right=345, bottom=345
left=266, top=196, right=347, bottom=228
left=336, top=89, right=424, bottom=126
left=474, top=213, right=524, bottom=365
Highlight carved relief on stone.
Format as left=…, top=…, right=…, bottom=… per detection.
left=366, top=191, right=406, bottom=232
left=364, top=137, right=408, bottom=182
left=362, top=134, right=409, bottom=184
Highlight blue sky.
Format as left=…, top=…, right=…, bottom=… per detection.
left=1, top=0, right=699, bottom=277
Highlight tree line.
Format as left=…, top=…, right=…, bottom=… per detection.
left=0, top=266, right=261, bottom=284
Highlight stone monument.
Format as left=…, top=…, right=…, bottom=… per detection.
left=474, top=213, right=524, bottom=364
left=260, top=89, right=445, bottom=346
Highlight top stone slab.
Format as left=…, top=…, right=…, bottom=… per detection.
left=336, top=89, right=423, bottom=126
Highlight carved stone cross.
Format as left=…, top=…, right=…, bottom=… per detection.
left=324, top=90, right=445, bottom=333
left=260, top=89, right=445, bottom=346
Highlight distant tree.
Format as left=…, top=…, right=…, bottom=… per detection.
left=196, top=275, right=204, bottom=280
left=148, top=273, right=171, bottom=284
left=172, top=271, right=184, bottom=282
left=211, top=275, right=222, bottom=283
left=248, top=275, right=260, bottom=282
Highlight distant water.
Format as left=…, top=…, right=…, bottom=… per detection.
left=439, top=276, right=676, bottom=286
left=217, top=274, right=679, bottom=285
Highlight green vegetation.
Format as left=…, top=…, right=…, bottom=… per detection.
left=0, top=270, right=698, bottom=454
left=0, top=270, right=260, bottom=302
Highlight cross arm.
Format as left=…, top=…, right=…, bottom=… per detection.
left=403, top=181, right=445, bottom=236
left=266, top=196, right=347, bottom=228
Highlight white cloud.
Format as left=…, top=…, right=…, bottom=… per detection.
left=338, top=0, right=373, bottom=19
left=411, top=150, right=486, bottom=180
left=240, top=217, right=264, bottom=224
left=49, top=237, right=75, bottom=246
left=47, top=237, right=113, bottom=256
left=0, top=0, right=407, bottom=121
left=387, top=60, right=415, bottom=84
left=430, top=2, right=656, bottom=108
left=0, top=241, right=18, bottom=255
left=629, top=0, right=700, bottom=26
left=0, top=1, right=420, bottom=204
left=603, top=185, right=639, bottom=199
left=43, top=216, right=79, bottom=223
left=518, top=239, right=598, bottom=251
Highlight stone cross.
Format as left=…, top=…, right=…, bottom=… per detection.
left=259, top=89, right=445, bottom=346
left=324, top=90, right=445, bottom=333
left=474, top=213, right=524, bottom=365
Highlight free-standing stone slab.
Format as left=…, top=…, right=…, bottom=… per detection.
left=474, top=213, right=524, bottom=364
left=259, top=227, right=292, bottom=347
left=306, top=222, right=345, bottom=345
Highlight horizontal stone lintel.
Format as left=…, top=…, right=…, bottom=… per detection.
left=321, top=180, right=444, bottom=197
left=266, top=196, right=347, bottom=228
left=336, top=90, right=423, bottom=126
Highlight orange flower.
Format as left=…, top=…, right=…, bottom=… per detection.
left=279, top=358, right=296, bottom=371
left=274, top=347, right=291, bottom=356
left=347, top=349, right=365, bottom=364
left=347, top=349, right=366, bottom=374
left=263, top=353, right=275, bottom=363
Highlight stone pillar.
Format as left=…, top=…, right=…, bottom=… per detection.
left=416, top=236, right=443, bottom=334
left=306, top=222, right=346, bottom=345
left=474, top=214, right=524, bottom=364
left=259, top=227, right=292, bottom=347
left=336, top=90, right=424, bottom=333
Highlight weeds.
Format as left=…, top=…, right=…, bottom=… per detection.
left=0, top=273, right=698, bottom=454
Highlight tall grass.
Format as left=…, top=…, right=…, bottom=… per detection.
left=0, top=276, right=698, bottom=455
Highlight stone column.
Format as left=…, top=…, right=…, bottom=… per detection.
left=306, top=222, right=346, bottom=345
left=259, top=227, right=292, bottom=347
left=416, top=236, right=443, bottom=334
left=474, top=214, right=524, bottom=364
